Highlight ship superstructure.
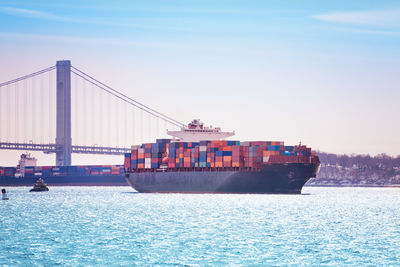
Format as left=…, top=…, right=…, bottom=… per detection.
left=167, top=119, right=235, bottom=142
left=16, top=153, right=37, bottom=177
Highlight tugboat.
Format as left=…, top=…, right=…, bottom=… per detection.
left=29, top=178, right=49, bottom=192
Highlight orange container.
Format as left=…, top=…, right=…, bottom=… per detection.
left=222, top=146, right=232, bottom=151
left=215, top=162, right=223, bottom=167
left=223, top=161, right=232, bottom=167
left=223, top=156, right=232, bottom=161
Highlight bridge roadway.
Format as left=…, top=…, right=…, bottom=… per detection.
left=0, top=142, right=130, bottom=155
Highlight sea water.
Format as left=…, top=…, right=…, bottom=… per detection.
left=0, top=187, right=399, bottom=266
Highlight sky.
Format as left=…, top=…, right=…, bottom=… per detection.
left=0, top=0, right=399, bottom=166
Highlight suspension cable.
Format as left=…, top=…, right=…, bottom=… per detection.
left=0, top=66, right=55, bottom=88
left=0, top=85, right=2, bottom=141
left=99, top=85, right=103, bottom=146
left=49, top=69, right=52, bottom=144
left=71, top=66, right=184, bottom=127
left=40, top=72, right=44, bottom=144
left=6, top=84, right=10, bottom=141
left=24, top=79, right=27, bottom=142
left=15, top=83, right=18, bottom=143
left=32, top=76, right=35, bottom=144
left=70, top=70, right=182, bottom=128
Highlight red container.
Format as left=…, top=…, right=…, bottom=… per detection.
left=223, top=161, right=232, bottom=167
left=124, top=158, right=130, bottom=168
left=168, top=163, right=176, bottom=168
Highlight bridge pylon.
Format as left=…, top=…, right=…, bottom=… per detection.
left=55, top=60, right=72, bottom=166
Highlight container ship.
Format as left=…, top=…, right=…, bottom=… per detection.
left=0, top=153, right=126, bottom=186
left=125, top=119, right=320, bottom=194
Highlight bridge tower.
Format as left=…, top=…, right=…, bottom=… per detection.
left=55, top=60, right=72, bottom=166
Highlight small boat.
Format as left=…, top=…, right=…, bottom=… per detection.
left=29, top=178, right=49, bottom=192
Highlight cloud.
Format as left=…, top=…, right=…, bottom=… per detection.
left=0, top=6, right=178, bottom=30
left=0, top=32, right=238, bottom=53
left=0, top=32, right=169, bottom=47
left=313, top=9, right=400, bottom=27
left=326, top=26, right=400, bottom=36
left=0, top=6, right=68, bottom=21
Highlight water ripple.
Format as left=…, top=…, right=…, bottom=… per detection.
left=1, top=187, right=399, bottom=266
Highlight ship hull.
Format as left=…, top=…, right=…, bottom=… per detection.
left=126, top=163, right=320, bottom=194
left=0, top=175, right=127, bottom=186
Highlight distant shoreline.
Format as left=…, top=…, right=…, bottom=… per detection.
left=305, top=184, right=400, bottom=188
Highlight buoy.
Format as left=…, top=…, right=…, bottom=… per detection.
left=2, top=188, right=9, bottom=200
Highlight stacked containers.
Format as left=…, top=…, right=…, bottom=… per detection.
left=127, top=140, right=316, bottom=171
left=138, top=148, right=145, bottom=169
left=199, top=141, right=208, bottom=168
left=129, top=139, right=170, bottom=170
left=24, top=166, right=35, bottom=177
left=4, top=167, right=16, bottom=177
left=168, top=142, right=177, bottom=168
left=124, top=153, right=131, bottom=169
left=144, top=143, right=152, bottom=169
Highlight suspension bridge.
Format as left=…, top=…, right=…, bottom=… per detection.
left=0, top=60, right=185, bottom=166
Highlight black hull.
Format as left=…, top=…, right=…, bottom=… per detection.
left=30, top=188, right=49, bottom=192
left=0, top=175, right=127, bottom=186
left=126, top=163, right=320, bottom=194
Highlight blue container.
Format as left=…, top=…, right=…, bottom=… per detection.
left=77, top=168, right=86, bottom=175
left=42, top=170, right=51, bottom=177
left=200, top=140, right=209, bottom=146
left=216, top=151, right=223, bottom=157
left=268, top=145, right=280, bottom=151
left=156, top=139, right=171, bottom=144
left=284, top=146, right=294, bottom=152
left=138, top=159, right=145, bottom=164
left=200, top=156, right=207, bottom=162
left=227, top=140, right=240, bottom=146
left=222, top=151, right=232, bottom=156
